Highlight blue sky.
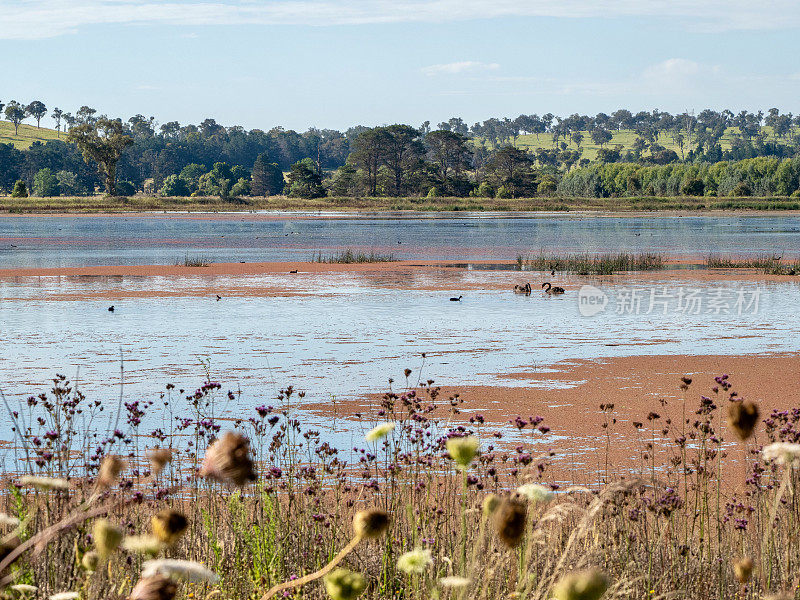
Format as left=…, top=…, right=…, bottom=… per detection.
left=2, top=0, right=799, bottom=131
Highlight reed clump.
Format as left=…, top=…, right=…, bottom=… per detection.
left=516, top=252, right=664, bottom=274
left=311, top=249, right=395, bottom=264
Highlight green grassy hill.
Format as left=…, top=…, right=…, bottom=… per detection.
left=498, top=127, right=782, bottom=161
left=0, top=120, right=63, bottom=149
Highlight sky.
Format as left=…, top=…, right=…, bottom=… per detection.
left=1, top=0, right=799, bottom=132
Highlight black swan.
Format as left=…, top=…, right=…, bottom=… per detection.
left=541, top=282, right=565, bottom=295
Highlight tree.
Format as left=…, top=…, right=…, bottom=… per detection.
left=11, top=180, right=28, bottom=198
left=591, top=128, right=613, bottom=148
left=198, top=162, right=234, bottom=198
left=76, top=106, right=97, bottom=125
left=485, top=146, right=534, bottom=197
left=424, top=130, right=472, bottom=186
left=67, top=118, right=134, bottom=196
left=52, top=108, right=63, bottom=137
left=56, top=170, right=82, bottom=196
left=159, top=174, right=190, bottom=197
left=33, top=168, right=59, bottom=196
left=351, top=128, right=391, bottom=196
left=250, top=153, right=284, bottom=196
left=26, top=101, right=47, bottom=128
left=287, top=158, right=325, bottom=198
left=383, top=125, right=424, bottom=195
left=4, top=101, right=26, bottom=135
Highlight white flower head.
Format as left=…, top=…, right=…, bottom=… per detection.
left=366, top=422, right=395, bottom=442
left=19, top=475, right=69, bottom=490
left=123, top=535, right=166, bottom=555
left=516, top=483, right=555, bottom=504
left=0, top=513, right=21, bottom=527
left=11, top=585, right=38, bottom=595
left=49, top=593, right=80, bottom=600
left=762, top=442, right=800, bottom=465
left=439, top=576, right=470, bottom=588
left=142, top=559, right=219, bottom=583
left=396, top=548, right=433, bottom=575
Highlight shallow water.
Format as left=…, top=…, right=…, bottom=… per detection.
left=1, top=270, right=798, bottom=429
left=1, top=213, right=799, bottom=268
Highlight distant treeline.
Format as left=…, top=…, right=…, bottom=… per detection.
left=2, top=99, right=800, bottom=199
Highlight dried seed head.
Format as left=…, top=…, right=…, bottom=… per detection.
left=93, top=519, right=123, bottom=558
left=148, top=449, right=173, bottom=475
left=404, top=369, right=412, bottom=378
left=199, top=432, right=257, bottom=486
left=493, top=496, right=527, bottom=549
left=552, top=569, right=609, bottom=600
left=728, top=400, right=759, bottom=441
left=123, top=535, right=166, bottom=555
left=733, top=557, right=753, bottom=584
left=129, top=574, right=178, bottom=600
left=81, top=551, right=99, bottom=572
left=446, top=436, right=479, bottom=470
left=396, top=549, right=433, bottom=575
left=353, top=509, right=390, bottom=540
left=324, top=569, right=366, bottom=600
left=482, top=494, right=500, bottom=517
left=151, top=510, right=189, bottom=545
left=97, top=456, right=126, bottom=488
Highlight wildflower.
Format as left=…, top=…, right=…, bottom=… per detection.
left=123, top=535, right=167, bottom=555
left=446, top=436, right=479, bottom=470
left=552, top=569, right=609, bottom=600
left=494, top=496, right=527, bottom=548
left=142, top=559, right=219, bottom=583
left=93, top=519, right=123, bottom=558
left=733, top=557, right=753, bottom=584
left=323, top=569, right=366, bottom=600
left=762, top=442, right=800, bottom=465
left=97, top=455, right=126, bottom=488
left=0, top=513, right=21, bottom=527
left=199, top=432, right=257, bottom=486
left=148, top=449, right=173, bottom=475
left=49, top=593, right=80, bottom=600
left=396, top=548, right=433, bottom=575
left=516, top=483, right=555, bottom=503
left=439, top=576, right=470, bottom=588
left=151, top=510, right=188, bottom=545
left=10, top=585, right=38, bottom=594
left=482, top=494, right=500, bottom=516
left=365, top=422, right=395, bottom=442
left=728, top=400, right=759, bottom=441
left=18, top=475, right=69, bottom=490
left=130, top=574, right=178, bottom=600
left=81, top=551, right=99, bottom=572
left=352, top=509, right=390, bottom=539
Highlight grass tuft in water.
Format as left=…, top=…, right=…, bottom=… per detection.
left=516, top=252, right=664, bottom=274
left=312, top=249, right=395, bottom=264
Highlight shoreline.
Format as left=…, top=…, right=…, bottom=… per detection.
left=0, top=259, right=796, bottom=287
left=3, top=207, right=800, bottom=219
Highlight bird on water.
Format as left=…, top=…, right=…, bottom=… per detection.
left=450, top=295, right=462, bottom=301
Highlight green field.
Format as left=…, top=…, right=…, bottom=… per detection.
left=0, top=120, right=62, bottom=148
left=507, top=126, right=764, bottom=161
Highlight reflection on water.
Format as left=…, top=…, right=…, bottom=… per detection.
left=0, top=270, right=799, bottom=440
left=0, top=213, right=799, bottom=268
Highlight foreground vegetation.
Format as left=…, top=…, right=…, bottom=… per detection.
left=1, top=194, right=800, bottom=214
left=0, top=369, right=796, bottom=600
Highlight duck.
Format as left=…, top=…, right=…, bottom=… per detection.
left=541, top=282, right=565, bottom=295
left=216, top=295, right=222, bottom=301
left=108, top=305, right=115, bottom=312
left=450, top=295, right=463, bottom=302
left=289, top=269, right=298, bottom=274
left=513, top=282, right=532, bottom=295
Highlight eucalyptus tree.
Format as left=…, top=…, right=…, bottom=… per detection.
left=26, top=100, right=47, bottom=128
left=4, top=101, right=27, bottom=134
left=67, top=117, right=134, bottom=196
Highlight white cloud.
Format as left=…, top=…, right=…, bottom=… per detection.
left=421, top=61, right=500, bottom=76
left=0, top=0, right=798, bottom=40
